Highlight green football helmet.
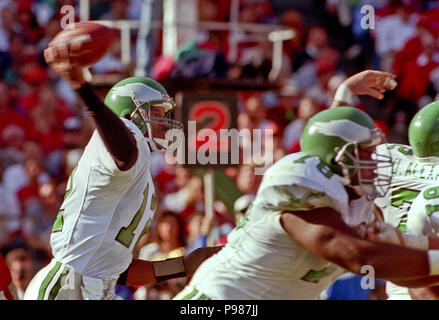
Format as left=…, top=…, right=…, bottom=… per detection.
left=409, top=101, right=439, bottom=159
left=104, top=77, right=183, bottom=152
left=301, top=107, right=392, bottom=198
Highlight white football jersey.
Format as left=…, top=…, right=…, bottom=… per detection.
left=174, top=152, right=375, bottom=300
left=407, top=185, right=439, bottom=237
left=50, top=118, right=157, bottom=280
left=375, top=143, right=439, bottom=231
left=375, top=144, right=439, bottom=300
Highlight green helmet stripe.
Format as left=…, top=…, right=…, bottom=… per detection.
left=301, top=107, right=376, bottom=174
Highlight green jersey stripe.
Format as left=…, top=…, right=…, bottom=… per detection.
left=181, top=287, right=198, bottom=300
left=197, top=293, right=209, bottom=300
left=48, top=268, right=70, bottom=300
left=38, top=261, right=62, bottom=300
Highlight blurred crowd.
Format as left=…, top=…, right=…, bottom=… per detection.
left=1, top=0, right=439, bottom=300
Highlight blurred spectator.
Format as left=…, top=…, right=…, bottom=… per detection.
left=135, top=0, right=163, bottom=77
left=27, top=83, right=74, bottom=155
left=16, top=158, right=46, bottom=217
left=139, top=211, right=186, bottom=261
left=280, top=9, right=306, bottom=58
left=393, top=15, right=439, bottom=105
left=290, top=26, right=340, bottom=93
left=1, top=125, right=27, bottom=168
left=237, top=40, right=275, bottom=81
left=374, top=1, right=418, bottom=71
left=236, top=163, right=262, bottom=195
left=293, top=25, right=330, bottom=71
left=2, top=141, right=49, bottom=196
left=0, top=82, right=27, bottom=148
left=0, top=4, right=18, bottom=52
left=283, top=96, right=320, bottom=153
left=304, top=47, right=342, bottom=107
left=22, top=181, right=62, bottom=263
left=136, top=211, right=187, bottom=300
left=100, top=0, right=131, bottom=20
left=185, top=211, right=215, bottom=253
left=92, top=38, right=128, bottom=75
left=0, top=158, right=21, bottom=249
left=2, top=241, right=35, bottom=300
left=163, top=174, right=205, bottom=219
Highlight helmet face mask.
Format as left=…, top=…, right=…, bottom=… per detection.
left=301, top=107, right=392, bottom=198
left=334, top=129, right=392, bottom=198
left=105, top=77, right=184, bottom=153
left=130, top=92, right=183, bottom=152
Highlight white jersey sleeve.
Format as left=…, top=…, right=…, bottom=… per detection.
left=407, top=185, right=439, bottom=236
left=258, top=153, right=347, bottom=210
left=375, top=143, right=439, bottom=231
left=254, top=152, right=374, bottom=227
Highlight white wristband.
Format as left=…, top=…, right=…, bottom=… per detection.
left=404, top=234, right=429, bottom=250
left=334, top=83, right=353, bottom=104
left=428, top=250, right=439, bottom=275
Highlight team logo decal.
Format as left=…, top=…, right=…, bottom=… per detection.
left=312, top=120, right=370, bottom=142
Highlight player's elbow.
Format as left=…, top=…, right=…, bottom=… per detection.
left=115, top=146, right=138, bottom=171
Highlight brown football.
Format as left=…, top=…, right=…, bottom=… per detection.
left=49, top=21, right=119, bottom=67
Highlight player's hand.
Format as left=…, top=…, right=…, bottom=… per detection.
left=343, top=70, right=397, bottom=100
left=44, top=42, right=90, bottom=89
left=366, top=221, right=429, bottom=250
left=183, top=246, right=223, bottom=278
left=366, top=221, right=405, bottom=245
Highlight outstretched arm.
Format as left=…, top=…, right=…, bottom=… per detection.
left=330, top=70, right=397, bottom=108
left=280, top=207, right=439, bottom=285
left=408, top=287, right=439, bottom=300
left=44, top=43, right=138, bottom=171
left=118, top=246, right=223, bottom=286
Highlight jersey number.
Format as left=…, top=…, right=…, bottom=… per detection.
left=115, top=183, right=157, bottom=249
left=423, top=186, right=439, bottom=217
left=390, top=188, right=420, bottom=232
left=52, top=166, right=77, bottom=233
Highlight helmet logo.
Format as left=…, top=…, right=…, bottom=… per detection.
left=312, top=119, right=371, bottom=143
left=111, top=83, right=163, bottom=105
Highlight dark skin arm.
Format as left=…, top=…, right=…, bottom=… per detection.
left=122, top=246, right=223, bottom=286
left=280, top=207, right=438, bottom=285
left=75, top=84, right=138, bottom=171
left=409, top=287, right=439, bottom=300
left=44, top=43, right=138, bottom=171
left=366, top=219, right=439, bottom=293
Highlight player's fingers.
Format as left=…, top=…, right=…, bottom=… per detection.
left=366, top=70, right=396, bottom=79
left=383, top=77, right=398, bottom=90
left=373, top=80, right=387, bottom=93
left=363, top=86, right=384, bottom=100
left=44, top=47, right=54, bottom=63
left=56, top=44, right=70, bottom=61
